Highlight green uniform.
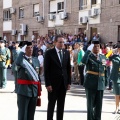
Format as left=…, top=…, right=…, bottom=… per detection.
left=11, top=48, right=21, bottom=92
left=81, top=50, right=107, bottom=120
left=0, top=47, right=10, bottom=88
left=16, top=52, right=40, bottom=120
left=109, top=54, right=120, bottom=95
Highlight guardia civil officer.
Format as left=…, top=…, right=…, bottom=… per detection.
left=81, top=41, right=107, bottom=120
left=109, top=44, right=120, bottom=114
left=15, top=41, right=41, bottom=120
left=0, top=39, right=11, bottom=88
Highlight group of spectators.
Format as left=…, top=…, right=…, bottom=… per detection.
left=5, top=32, right=114, bottom=86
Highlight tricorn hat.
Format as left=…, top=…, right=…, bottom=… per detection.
left=18, top=41, right=32, bottom=47
left=92, top=40, right=100, bottom=44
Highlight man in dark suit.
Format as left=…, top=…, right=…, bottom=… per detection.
left=81, top=41, right=107, bottom=120
left=44, top=35, right=71, bottom=120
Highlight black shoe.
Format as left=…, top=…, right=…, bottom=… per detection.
left=117, top=111, right=120, bottom=114
left=112, top=110, right=119, bottom=114
left=113, top=111, right=117, bottom=114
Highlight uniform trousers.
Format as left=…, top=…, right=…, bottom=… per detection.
left=17, top=94, right=37, bottom=120
left=0, top=67, right=7, bottom=87
left=85, top=88, right=103, bottom=120
left=78, top=65, right=84, bottom=85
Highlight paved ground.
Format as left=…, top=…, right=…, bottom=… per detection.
left=0, top=69, right=120, bottom=120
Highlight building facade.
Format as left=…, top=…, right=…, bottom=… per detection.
left=1, top=0, right=120, bottom=43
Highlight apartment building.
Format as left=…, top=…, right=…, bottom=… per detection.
left=1, top=0, right=120, bottom=43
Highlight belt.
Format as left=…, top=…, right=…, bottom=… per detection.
left=17, top=79, right=41, bottom=96
left=86, top=71, right=104, bottom=76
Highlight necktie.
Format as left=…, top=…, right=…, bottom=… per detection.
left=96, top=54, right=99, bottom=60
left=59, top=50, right=63, bottom=64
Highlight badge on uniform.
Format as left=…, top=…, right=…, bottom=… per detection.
left=30, top=59, right=32, bottom=64
left=28, top=58, right=32, bottom=64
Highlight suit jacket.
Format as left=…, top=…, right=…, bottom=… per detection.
left=109, top=54, right=120, bottom=83
left=44, top=48, right=71, bottom=90
left=16, top=52, right=40, bottom=97
left=81, top=50, right=107, bottom=90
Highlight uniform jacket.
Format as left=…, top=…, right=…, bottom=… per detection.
left=44, top=48, right=71, bottom=90
left=16, top=52, right=40, bottom=97
left=0, top=47, right=10, bottom=68
left=81, top=50, right=107, bottom=90
left=109, top=54, right=120, bottom=83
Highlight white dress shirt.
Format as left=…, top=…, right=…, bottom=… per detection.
left=55, top=47, right=63, bottom=63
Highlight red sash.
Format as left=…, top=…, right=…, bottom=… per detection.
left=17, top=79, right=41, bottom=106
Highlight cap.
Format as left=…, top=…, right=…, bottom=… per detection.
left=18, top=41, right=32, bottom=47
left=92, top=40, right=100, bottom=44
left=0, top=40, right=6, bottom=43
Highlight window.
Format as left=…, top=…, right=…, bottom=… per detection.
left=33, top=4, right=39, bottom=17
left=3, top=9, right=11, bottom=21
left=19, top=7, right=24, bottom=18
left=57, top=2, right=64, bottom=12
left=92, top=0, right=97, bottom=5
left=49, top=1, right=57, bottom=14
left=79, top=0, right=87, bottom=10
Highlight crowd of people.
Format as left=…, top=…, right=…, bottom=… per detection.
left=0, top=32, right=120, bottom=120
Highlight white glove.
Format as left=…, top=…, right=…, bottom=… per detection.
left=87, top=44, right=94, bottom=51
left=21, top=45, right=27, bottom=53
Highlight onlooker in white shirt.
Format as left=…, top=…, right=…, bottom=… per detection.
left=38, top=49, right=44, bottom=75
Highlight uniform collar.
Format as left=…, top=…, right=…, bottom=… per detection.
left=25, top=55, right=32, bottom=59
left=92, top=52, right=99, bottom=57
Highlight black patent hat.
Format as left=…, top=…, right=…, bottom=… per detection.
left=18, top=41, right=32, bottom=47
